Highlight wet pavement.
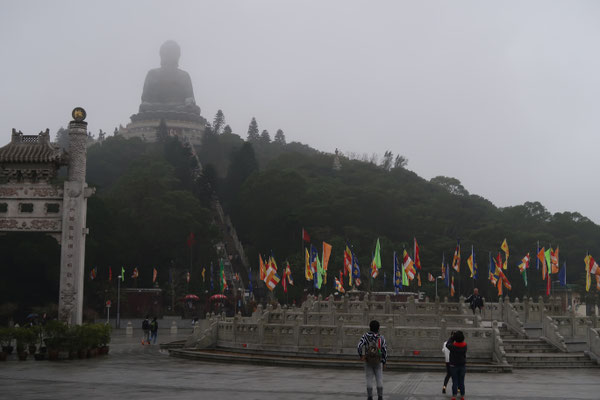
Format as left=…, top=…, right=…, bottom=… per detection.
left=0, top=329, right=599, bottom=399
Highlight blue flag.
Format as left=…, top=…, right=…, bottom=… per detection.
left=352, top=252, right=361, bottom=280
left=558, top=262, right=567, bottom=287
left=393, top=251, right=402, bottom=293
left=445, top=262, right=450, bottom=287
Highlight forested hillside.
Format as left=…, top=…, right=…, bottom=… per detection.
left=2, top=123, right=599, bottom=321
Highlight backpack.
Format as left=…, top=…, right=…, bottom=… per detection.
left=142, top=320, right=149, bottom=330
left=365, top=335, right=382, bottom=366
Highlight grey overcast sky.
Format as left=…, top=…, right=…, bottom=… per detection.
left=1, top=1, right=600, bottom=221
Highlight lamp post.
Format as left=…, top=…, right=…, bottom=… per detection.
left=435, top=276, right=443, bottom=299
left=117, top=275, right=121, bottom=329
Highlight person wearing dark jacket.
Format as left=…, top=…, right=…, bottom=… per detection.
left=446, top=330, right=467, bottom=400
left=465, top=288, right=484, bottom=314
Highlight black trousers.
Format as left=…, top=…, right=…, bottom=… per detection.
left=443, top=362, right=451, bottom=386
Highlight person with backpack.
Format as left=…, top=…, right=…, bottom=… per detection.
left=446, top=330, right=467, bottom=400
left=357, top=320, right=388, bottom=400
left=141, top=315, right=150, bottom=345
left=149, top=316, right=158, bottom=345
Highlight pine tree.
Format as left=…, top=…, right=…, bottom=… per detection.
left=260, top=129, right=271, bottom=143
left=213, top=110, right=225, bottom=134
left=247, top=117, right=259, bottom=141
left=274, top=129, right=286, bottom=145
left=223, top=125, right=233, bottom=135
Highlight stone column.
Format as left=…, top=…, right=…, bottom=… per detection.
left=58, top=117, right=93, bottom=325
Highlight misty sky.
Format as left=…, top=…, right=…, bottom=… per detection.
left=1, top=1, right=600, bottom=222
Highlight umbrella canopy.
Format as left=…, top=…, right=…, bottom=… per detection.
left=208, top=294, right=228, bottom=301
left=26, top=313, right=39, bottom=319
left=182, top=294, right=200, bottom=301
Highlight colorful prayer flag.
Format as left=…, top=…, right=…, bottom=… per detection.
left=108, top=267, right=112, bottom=282
left=417, top=272, right=421, bottom=287
left=153, top=268, right=158, bottom=283
left=452, top=240, right=460, bottom=272
left=220, top=259, right=227, bottom=293
left=186, top=232, right=195, bottom=248
left=538, top=247, right=547, bottom=279
left=370, top=238, right=382, bottom=278
left=501, top=238, right=509, bottom=269
left=558, top=262, right=567, bottom=287
left=305, top=248, right=313, bottom=280
left=322, top=242, right=332, bottom=283
left=393, top=252, right=402, bottom=292
left=131, top=268, right=139, bottom=279
left=518, top=253, right=529, bottom=287
left=202, top=267, right=206, bottom=282
left=450, top=276, right=455, bottom=296
left=90, top=268, right=97, bottom=280
left=427, top=272, right=435, bottom=282
left=352, top=252, right=361, bottom=286
left=467, top=246, right=474, bottom=278
left=260, top=254, right=267, bottom=282
left=186, top=271, right=191, bottom=283
left=265, top=255, right=280, bottom=291
left=285, top=262, right=294, bottom=286
left=402, top=250, right=416, bottom=281
left=344, top=244, right=353, bottom=284
left=551, top=247, right=559, bottom=274
left=121, top=267, right=125, bottom=281
left=335, top=277, right=345, bottom=293
left=414, top=238, right=422, bottom=270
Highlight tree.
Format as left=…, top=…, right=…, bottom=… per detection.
left=430, top=176, right=469, bottom=196
left=260, top=129, right=271, bottom=143
left=247, top=118, right=259, bottom=141
left=213, top=110, right=225, bottom=134
left=55, top=127, right=69, bottom=150
left=274, top=129, right=286, bottom=145
left=223, top=125, right=233, bottom=135
left=393, top=155, right=408, bottom=169
left=381, top=150, right=393, bottom=171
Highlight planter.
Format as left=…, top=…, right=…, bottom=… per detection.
left=48, top=350, right=59, bottom=361
left=34, top=353, right=46, bottom=361
left=18, top=352, right=27, bottom=361
left=2, top=345, right=13, bottom=355
left=0, top=352, right=7, bottom=361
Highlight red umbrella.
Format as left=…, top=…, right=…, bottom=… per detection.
left=209, top=294, right=228, bottom=301
left=182, top=294, right=200, bottom=301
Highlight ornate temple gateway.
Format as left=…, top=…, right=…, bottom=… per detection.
left=119, top=40, right=207, bottom=144
left=0, top=108, right=93, bottom=325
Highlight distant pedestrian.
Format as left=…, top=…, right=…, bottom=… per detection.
left=141, top=315, right=150, bottom=345
left=442, top=332, right=453, bottom=394
left=149, top=317, right=158, bottom=344
left=446, top=330, right=467, bottom=400
left=357, top=320, right=387, bottom=400
left=465, top=288, right=484, bottom=314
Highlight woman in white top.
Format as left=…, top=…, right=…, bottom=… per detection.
left=442, top=334, right=452, bottom=394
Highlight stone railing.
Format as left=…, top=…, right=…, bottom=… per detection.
left=506, top=303, right=526, bottom=337
left=586, top=328, right=600, bottom=365
left=491, top=321, right=508, bottom=366
left=541, top=315, right=567, bottom=352
left=553, top=314, right=592, bottom=339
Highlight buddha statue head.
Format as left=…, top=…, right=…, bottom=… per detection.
left=160, top=40, right=181, bottom=68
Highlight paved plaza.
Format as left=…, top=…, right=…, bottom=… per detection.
left=0, top=329, right=598, bottom=400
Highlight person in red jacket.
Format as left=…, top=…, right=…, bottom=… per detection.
left=445, top=330, right=467, bottom=400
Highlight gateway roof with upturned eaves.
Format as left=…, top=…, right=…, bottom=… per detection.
left=0, top=129, right=65, bottom=164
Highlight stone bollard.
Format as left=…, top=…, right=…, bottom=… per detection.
left=126, top=321, right=133, bottom=337
left=170, top=320, right=178, bottom=336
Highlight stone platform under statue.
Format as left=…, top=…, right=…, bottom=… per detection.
left=119, top=40, right=206, bottom=144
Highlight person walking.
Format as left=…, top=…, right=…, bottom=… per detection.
left=465, top=288, right=484, bottom=314
left=446, top=330, right=467, bottom=400
left=149, top=317, right=158, bottom=345
left=141, top=315, right=150, bottom=345
left=357, top=320, right=388, bottom=400
left=442, top=332, right=453, bottom=394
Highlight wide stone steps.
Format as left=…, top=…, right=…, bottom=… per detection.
left=506, top=352, right=597, bottom=368
left=168, top=347, right=511, bottom=372
left=502, top=339, right=558, bottom=353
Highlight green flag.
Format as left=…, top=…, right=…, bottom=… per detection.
left=402, top=261, right=409, bottom=286
left=316, top=256, right=323, bottom=289
left=121, top=267, right=125, bottom=281
left=521, top=270, right=528, bottom=287
left=219, top=259, right=225, bottom=293
left=544, top=249, right=552, bottom=274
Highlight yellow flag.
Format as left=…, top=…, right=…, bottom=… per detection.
left=501, top=239, right=509, bottom=269
left=305, top=248, right=313, bottom=280
left=585, top=255, right=591, bottom=292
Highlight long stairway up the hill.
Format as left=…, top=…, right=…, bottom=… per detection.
left=499, top=327, right=596, bottom=368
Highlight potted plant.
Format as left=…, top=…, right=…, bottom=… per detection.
left=0, top=327, right=14, bottom=355
left=14, top=327, right=34, bottom=361
left=97, top=324, right=112, bottom=355
left=44, top=320, right=67, bottom=361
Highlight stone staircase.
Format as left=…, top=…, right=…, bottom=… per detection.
left=500, top=327, right=596, bottom=368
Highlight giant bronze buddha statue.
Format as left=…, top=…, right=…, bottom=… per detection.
left=136, top=40, right=201, bottom=119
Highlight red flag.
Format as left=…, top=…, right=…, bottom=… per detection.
left=302, top=228, right=311, bottom=242
left=546, top=267, right=551, bottom=295
left=414, top=238, right=422, bottom=270
left=109, top=267, right=112, bottom=282
left=186, top=232, right=196, bottom=248
left=282, top=268, right=288, bottom=293
left=152, top=268, right=157, bottom=283
left=427, top=272, right=435, bottom=282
